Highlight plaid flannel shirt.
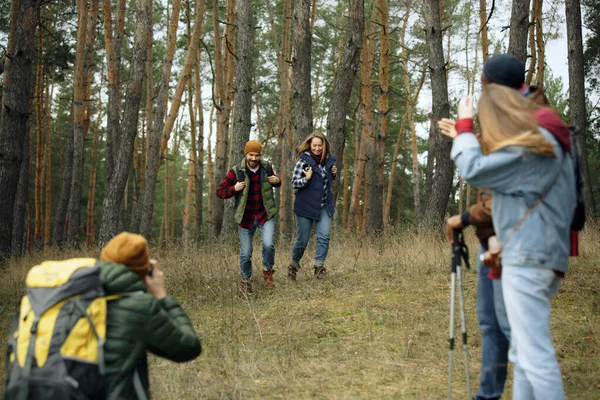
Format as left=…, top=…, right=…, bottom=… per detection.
left=217, top=166, right=279, bottom=228
left=291, top=159, right=328, bottom=209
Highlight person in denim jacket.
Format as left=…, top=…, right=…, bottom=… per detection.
left=440, top=85, right=575, bottom=400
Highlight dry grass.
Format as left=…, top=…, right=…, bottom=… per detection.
left=1, top=226, right=599, bottom=399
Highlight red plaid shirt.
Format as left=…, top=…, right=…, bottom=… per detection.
left=216, top=166, right=280, bottom=229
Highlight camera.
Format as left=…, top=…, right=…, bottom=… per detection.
left=303, top=164, right=310, bottom=172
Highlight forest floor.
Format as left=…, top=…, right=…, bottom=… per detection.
left=1, top=226, right=599, bottom=399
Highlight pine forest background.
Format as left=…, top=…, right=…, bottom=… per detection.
left=0, top=0, right=599, bottom=258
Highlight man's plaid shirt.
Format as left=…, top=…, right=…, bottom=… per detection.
left=217, top=165, right=280, bottom=229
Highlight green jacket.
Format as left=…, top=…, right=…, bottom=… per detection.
left=234, top=159, right=278, bottom=224
left=99, top=262, right=201, bottom=399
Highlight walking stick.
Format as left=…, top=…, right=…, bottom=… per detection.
left=447, top=228, right=471, bottom=400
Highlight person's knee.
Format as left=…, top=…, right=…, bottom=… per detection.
left=240, top=248, right=253, bottom=261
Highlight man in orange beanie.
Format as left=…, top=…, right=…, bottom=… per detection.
left=99, top=232, right=201, bottom=398
left=217, top=140, right=281, bottom=295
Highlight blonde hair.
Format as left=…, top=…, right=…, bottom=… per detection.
left=477, top=84, right=556, bottom=157
left=296, top=132, right=331, bottom=163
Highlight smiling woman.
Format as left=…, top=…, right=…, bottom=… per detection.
left=288, top=132, right=338, bottom=281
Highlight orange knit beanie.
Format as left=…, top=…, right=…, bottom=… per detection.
left=100, top=232, right=150, bottom=272
left=244, top=140, right=262, bottom=155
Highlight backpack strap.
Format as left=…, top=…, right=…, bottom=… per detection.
left=73, top=298, right=105, bottom=374
left=5, top=314, right=19, bottom=391
left=133, top=368, right=149, bottom=400
left=17, top=315, right=41, bottom=400
left=108, top=366, right=148, bottom=400
left=234, top=165, right=245, bottom=183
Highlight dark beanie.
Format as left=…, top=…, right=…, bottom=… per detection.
left=483, top=54, right=525, bottom=89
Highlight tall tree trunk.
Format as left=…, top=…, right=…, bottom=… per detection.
left=348, top=16, right=375, bottom=233
left=102, top=0, right=125, bottom=188
left=98, top=0, right=152, bottom=244
left=12, top=100, right=33, bottom=258
left=211, top=0, right=230, bottom=239
left=479, top=0, right=489, bottom=62
left=266, top=0, right=293, bottom=239
left=194, top=51, right=205, bottom=243
left=565, top=0, right=597, bottom=220
left=293, top=0, right=313, bottom=143
left=66, top=0, right=93, bottom=245
left=43, top=77, right=54, bottom=250
left=34, top=40, right=44, bottom=245
left=507, top=0, right=531, bottom=64
left=86, top=91, right=103, bottom=248
left=54, top=114, right=74, bottom=246
left=222, top=0, right=254, bottom=238
left=368, top=0, right=389, bottom=233
left=422, top=0, right=452, bottom=229
left=0, top=0, right=41, bottom=261
left=532, top=0, right=544, bottom=86
left=138, top=0, right=181, bottom=240
left=327, top=0, right=364, bottom=203
left=130, top=20, right=154, bottom=232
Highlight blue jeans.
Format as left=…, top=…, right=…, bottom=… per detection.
left=475, top=246, right=511, bottom=400
left=291, top=208, right=332, bottom=266
left=502, top=265, right=563, bottom=400
left=238, top=218, right=275, bottom=280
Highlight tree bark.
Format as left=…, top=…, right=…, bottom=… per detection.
left=0, top=0, right=41, bottom=261
left=194, top=51, right=205, bottom=243
left=66, top=0, right=92, bottom=245
left=293, top=0, right=313, bottom=143
left=98, top=0, right=151, bottom=244
left=348, top=15, right=375, bottom=233
left=12, top=101, right=32, bottom=258
left=101, top=0, right=125, bottom=188
left=507, top=0, right=531, bottom=64
left=479, top=0, right=489, bottom=62
left=222, top=0, right=254, bottom=238
left=266, top=0, right=293, bottom=239
left=422, top=0, right=452, bottom=229
left=211, top=0, right=231, bottom=239
left=565, top=0, right=597, bottom=220
left=327, top=0, right=364, bottom=204
left=137, top=0, right=181, bottom=240
left=43, top=77, right=54, bottom=250
left=34, top=40, right=44, bottom=245
left=368, top=0, right=389, bottom=233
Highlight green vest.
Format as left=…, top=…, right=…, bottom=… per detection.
left=234, top=159, right=278, bottom=224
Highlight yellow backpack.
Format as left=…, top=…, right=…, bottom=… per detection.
left=5, top=258, right=117, bottom=400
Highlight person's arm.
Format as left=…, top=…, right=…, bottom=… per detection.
left=144, top=297, right=202, bottom=362
left=216, top=169, right=242, bottom=199
left=142, top=262, right=201, bottom=362
left=452, top=137, right=529, bottom=193
left=291, top=160, right=309, bottom=189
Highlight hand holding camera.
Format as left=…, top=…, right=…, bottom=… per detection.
left=304, top=164, right=313, bottom=181
left=144, top=259, right=167, bottom=299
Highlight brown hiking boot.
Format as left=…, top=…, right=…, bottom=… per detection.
left=263, top=270, right=275, bottom=288
left=314, top=265, right=327, bottom=279
left=288, top=264, right=300, bottom=281
left=239, top=279, right=253, bottom=296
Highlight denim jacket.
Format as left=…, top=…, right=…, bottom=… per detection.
left=451, top=127, right=576, bottom=273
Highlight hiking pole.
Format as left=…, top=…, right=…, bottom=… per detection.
left=447, top=229, right=471, bottom=400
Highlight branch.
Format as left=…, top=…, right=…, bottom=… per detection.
left=200, top=39, right=223, bottom=112
left=478, top=0, right=496, bottom=35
